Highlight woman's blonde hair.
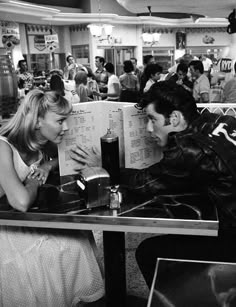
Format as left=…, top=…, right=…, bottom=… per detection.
left=0, top=89, right=72, bottom=153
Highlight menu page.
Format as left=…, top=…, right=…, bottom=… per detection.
left=122, top=104, right=163, bottom=169
left=58, top=102, right=101, bottom=177
left=58, top=101, right=127, bottom=178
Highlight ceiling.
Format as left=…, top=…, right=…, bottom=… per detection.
left=116, top=0, right=236, bottom=19
left=0, top=0, right=234, bottom=27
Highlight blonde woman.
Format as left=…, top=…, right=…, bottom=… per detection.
left=0, top=90, right=104, bottom=306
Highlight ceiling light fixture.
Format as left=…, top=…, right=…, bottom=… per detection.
left=87, top=0, right=114, bottom=39
left=142, top=6, right=161, bottom=45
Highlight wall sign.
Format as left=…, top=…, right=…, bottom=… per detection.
left=34, top=35, right=46, bottom=51
left=218, top=58, right=232, bottom=73
left=176, top=32, right=186, bottom=50
left=44, top=34, right=59, bottom=52
left=202, top=35, right=215, bottom=44
left=1, top=22, right=20, bottom=50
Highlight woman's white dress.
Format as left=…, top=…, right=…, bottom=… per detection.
left=0, top=136, right=104, bottom=306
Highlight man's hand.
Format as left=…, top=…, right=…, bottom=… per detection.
left=69, top=144, right=101, bottom=170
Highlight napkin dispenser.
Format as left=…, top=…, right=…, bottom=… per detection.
left=77, top=167, right=110, bottom=208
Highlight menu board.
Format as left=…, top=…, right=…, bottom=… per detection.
left=58, top=101, right=162, bottom=181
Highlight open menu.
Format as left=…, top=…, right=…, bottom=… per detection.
left=57, top=101, right=163, bottom=182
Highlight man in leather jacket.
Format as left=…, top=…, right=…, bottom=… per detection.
left=70, top=81, right=236, bottom=289
left=121, top=81, right=236, bottom=288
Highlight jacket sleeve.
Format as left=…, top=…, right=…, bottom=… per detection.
left=120, top=142, right=198, bottom=196
left=119, top=135, right=229, bottom=197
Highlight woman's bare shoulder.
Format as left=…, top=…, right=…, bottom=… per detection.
left=0, top=138, right=13, bottom=156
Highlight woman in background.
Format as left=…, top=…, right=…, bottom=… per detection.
left=119, top=60, right=139, bottom=102
left=50, top=74, right=80, bottom=104
left=0, top=89, right=104, bottom=306
left=93, top=63, right=121, bottom=101
left=86, top=67, right=101, bottom=101
left=75, top=70, right=93, bottom=103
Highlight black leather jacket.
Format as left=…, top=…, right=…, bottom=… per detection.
left=121, top=112, right=236, bottom=223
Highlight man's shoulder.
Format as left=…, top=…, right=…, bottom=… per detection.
left=197, top=73, right=209, bottom=83
left=188, top=113, right=236, bottom=145
left=171, top=114, right=236, bottom=158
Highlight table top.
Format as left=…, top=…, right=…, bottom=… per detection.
left=0, top=189, right=218, bottom=236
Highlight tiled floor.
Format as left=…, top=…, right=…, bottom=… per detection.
left=93, top=231, right=157, bottom=301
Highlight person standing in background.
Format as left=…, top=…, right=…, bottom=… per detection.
left=168, top=63, right=193, bottom=93
left=130, top=57, right=142, bottom=84
left=222, top=62, right=236, bottom=103
left=93, top=63, right=120, bottom=101
left=143, top=63, right=163, bottom=93
left=86, top=67, right=101, bottom=101
left=189, top=60, right=210, bottom=103
left=64, top=55, right=88, bottom=81
left=94, top=56, right=108, bottom=95
left=50, top=74, right=80, bottom=104
left=201, top=54, right=213, bottom=81
left=139, top=55, right=155, bottom=94
left=119, top=60, right=139, bottom=102
left=74, top=70, right=93, bottom=103
left=17, top=59, right=34, bottom=93
left=64, top=55, right=78, bottom=80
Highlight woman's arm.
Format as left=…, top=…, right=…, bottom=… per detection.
left=0, top=141, right=43, bottom=212
left=31, top=158, right=59, bottom=184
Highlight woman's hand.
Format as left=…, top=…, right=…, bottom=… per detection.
left=25, top=175, right=44, bottom=188
left=69, top=144, right=101, bottom=171
left=28, top=164, right=51, bottom=184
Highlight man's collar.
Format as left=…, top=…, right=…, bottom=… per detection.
left=95, top=67, right=105, bottom=73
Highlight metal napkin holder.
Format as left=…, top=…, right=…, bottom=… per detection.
left=77, top=167, right=110, bottom=208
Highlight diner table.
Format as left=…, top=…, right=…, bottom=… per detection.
left=0, top=188, right=218, bottom=307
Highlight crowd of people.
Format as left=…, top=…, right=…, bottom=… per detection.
left=16, top=53, right=236, bottom=105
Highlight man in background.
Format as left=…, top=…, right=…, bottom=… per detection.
left=17, top=59, right=34, bottom=92
left=130, top=57, right=142, bottom=84
left=168, top=62, right=193, bottom=93
left=64, top=55, right=87, bottom=80
left=94, top=56, right=108, bottom=94
left=189, top=60, right=210, bottom=103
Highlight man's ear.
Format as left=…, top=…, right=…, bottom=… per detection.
left=170, top=111, right=183, bottom=127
